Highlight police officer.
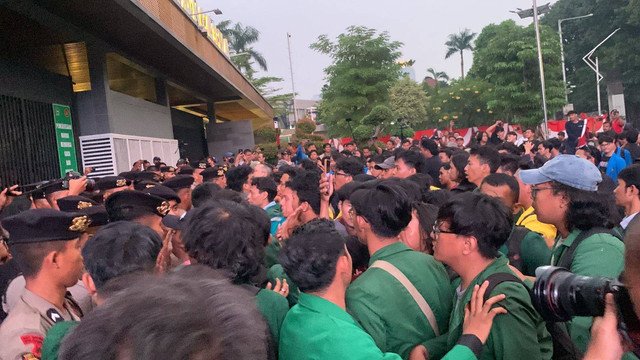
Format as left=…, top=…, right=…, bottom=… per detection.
left=162, top=175, right=194, bottom=212
left=104, top=190, right=170, bottom=238
left=95, top=176, right=132, bottom=202
left=201, top=165, right=227, bottom=189
left=0, top=209, right=87, bottom=360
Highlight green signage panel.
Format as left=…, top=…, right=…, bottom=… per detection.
left=52, top=104, right=78, bottom=177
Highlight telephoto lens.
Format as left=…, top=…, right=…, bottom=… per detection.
left=532, top=266, right=623, bottom=322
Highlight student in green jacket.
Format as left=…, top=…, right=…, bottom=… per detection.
left=479, top=173, right=551, bottom=276
left=425, top=192, right=552, bottom=360
left=346, top=181, right=454, bottom=359
left=279, top=218, right=509, bottom=360
left=520, top=155, right=625, bottom=352
left=182, top=200, right=289, bottom=354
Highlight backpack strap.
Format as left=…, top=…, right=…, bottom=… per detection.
left=370, top=260, right=440, bottom=336
left=481, top=273, right=524, bottom=302
left=507, top=226, right=529, bottom=272
left=557, top=227, right=621, bottom=269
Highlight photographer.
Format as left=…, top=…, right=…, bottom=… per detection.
left=520, top=155, right=625, bottom=352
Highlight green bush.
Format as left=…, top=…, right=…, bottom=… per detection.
left=296, top=119, right=316, bottom=134
left=256, top=143, right=279, bottom=165
left=254, top=125, right=277, bottom=143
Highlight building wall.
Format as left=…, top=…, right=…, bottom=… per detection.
left=0, top=58, right=73, bottom=105
left=206, top=120, right=255, bottom=160
left=107, top=90, right=174, bottom=139
left=171, top=108, right=207, bottom=160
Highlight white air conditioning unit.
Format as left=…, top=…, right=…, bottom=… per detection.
left=79, top=133, right=179, bottom=178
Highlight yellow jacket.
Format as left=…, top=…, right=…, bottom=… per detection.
left=517, top=207, right=557, bottom=248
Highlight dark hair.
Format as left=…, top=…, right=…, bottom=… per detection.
left=439, top=148, right=454, bottom=159
left=299, top=158, right=320, bottom=173
left=450, top=152, right=470, bottom=183
left=345, top=234, right=369, bottom=276
left=496, top=142, right=521, bottom=156
left=59, top=265, right=268, bottom=360
left=251, top=176, right=277, bottom=202
left=626, top=129, right=639, bottom=144
left=8, top=241, right=67, bottom=277
left=406, top=173, right=433, bottom=203
left=567, top=110, right=578, bottom=116
left=547, top=138, right=562, bottom=151
left=353, top=174, right=376, bottom=182
left=323, top=143, right=331, bottom=149
left=384, top=178, right=422, bottom=204
left=191, top=182, right=222, bottom=208
left=244, top=204, right=272, bottom=247
left=226, top=165, right=253, bottom=192
left=335, top=157, right=364, bottom=177
left=420, top=138, right=438, bottom=156
left=558, top=131, right=566, bottom=137
left=340, top=150, right=353, bottom=157
left=470, top=146, right=501, bottom=173
left=414, top=202, right=438, bottom=254
left=182, top=201, right=263, bottom=284
left=308, top=149, right=318, bottom=157
left=279, top=219, right=346, bottom=292
left=499, top=153, right=521, bottom=176
left=82, top=221, right=162, bottom=289
left=396, top=150, right=428, bottom=174
left=507, top=131, right=518, bottom=138
left=551, top=181, right=615, bottom=231
left=618, top=165, right=640, bottom=200
left=481, top=173, right=520, bottom=205
left=437, top=192, right=513, bottom=259
left=577, top=145, right=602, bottom=165
left=350, top=183, right=412, bottom=238
left=344, top=141, right=355, bottom=147
left=539, top=141, right=553, bottom=151
left=286, top=171, right=321, bottom=215
left=273, top=165, right=300, bottom=184
left=475, top=131, right=488, bottom=144
left=599, top=133, right=615, bottom=144
left=533, top=153, right=549, bottom=168
left=335, top=181, right=364, bottom=203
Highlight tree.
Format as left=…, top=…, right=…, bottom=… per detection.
left=426, top=78, right=498, bottom=128
left=541, top=0, right=640, bottom=119
left=217, top=20, right=267, bottom=78
left=445, top=29, right=477, bottom=79
left=426, top=68, right=450, bottom=84
left=468, top=20, right=565, bottom=126
left=389, top=76, right=429, bottom=130
left=311, top=26, right=403, bottom=140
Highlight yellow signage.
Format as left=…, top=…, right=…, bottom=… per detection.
left=176, top=0, right=229, bottom=56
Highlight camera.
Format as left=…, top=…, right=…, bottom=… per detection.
left=63, top=171, right=96, bottom=192
left=532, top=266, right=640, bottom=345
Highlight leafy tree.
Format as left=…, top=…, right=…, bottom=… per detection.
left=217, top=21, right=267, bottom=78
left=311, top=26, right=403, bottom=140
left=468, top=20, right=565, bottom=126
left=541, top=0, right=640, bottom=119
left=389, top=77, right=429, bottom=130
left=445, top=29, right=477, bottom=79
left=426, top=68, right=450, bottom=84
left=426, top=78, right=497, bottom=128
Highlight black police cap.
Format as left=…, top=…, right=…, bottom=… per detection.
left=57, top=195, right=99, bottom=212
left=105, top=190, right=170, bottom=222
left=142, top=184, right=181, bottom=203
left=96, top=176, right=131, bottom=191
left=134, top=181, right=161, bottom=191
left=118, top=171, right=138, bottom=181
left=136, top=171, right=160, bottom=182
left=1, top=209, right=90, bottom=244
left=177, top=165, right=194, bottom=175
left=160, top=166, right=176, bottom=173
left=194, top=161, right=210, bottom=170
left=79, top=205, right=109, bottom=227
left=201, top=166, right=226, bottom=182
left=162, top=175, right=194, bottom=191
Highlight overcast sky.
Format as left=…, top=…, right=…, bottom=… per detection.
left=202, top=0, right=559, bottom=100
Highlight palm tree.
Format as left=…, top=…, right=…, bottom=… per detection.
left=445, top=29, right=476, bottom=79
left=426, top=67, right=449, bottom=84
left=217, top=21, right=267, bottom=77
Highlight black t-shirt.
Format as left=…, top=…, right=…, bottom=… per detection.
left=600, top=155, right=610, bottom=175
left=424, top=156, right=443, bottom=188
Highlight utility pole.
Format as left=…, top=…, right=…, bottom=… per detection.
left=287, top=33, right=298, bottom=126
left=583, top=28, right=620, bottom=116
left=558, top=13, right=593, bottom=104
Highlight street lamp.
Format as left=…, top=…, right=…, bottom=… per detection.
left=558, top=13, right=594, bottom=103
left=192, top=9, right=223, bottom=16
left=511, top=2, right=551, bottom=138
left=397, top=118, right=408, bottom=140
left=583, top=28, right=621, bottom=115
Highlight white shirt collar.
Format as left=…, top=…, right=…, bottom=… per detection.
left=621, top=212, right=639, bottom=229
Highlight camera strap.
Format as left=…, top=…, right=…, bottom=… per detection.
left=482, top=273, right=584, bottom=360
left=557, top=227, right=622, bottom=270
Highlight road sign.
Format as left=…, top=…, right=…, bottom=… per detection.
left=52, top=104, right=78, bottom=177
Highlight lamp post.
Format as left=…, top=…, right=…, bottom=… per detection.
left=583, top=28, right=621, bottom=115
left=191, top=9, right=223, bottom=16
left=511, top=2, right=551, bottom=138
left=287, top=33, right=298, bottom=125
left=558, top=13, right=594, bottom=103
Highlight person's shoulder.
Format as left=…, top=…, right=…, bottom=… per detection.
left=580, top=231, right=625, bottom=251
left=0, top=299, right=43, bottom=334
left=256, top=289, right=289, bottom=312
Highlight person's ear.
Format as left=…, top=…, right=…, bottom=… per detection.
left=512, top=202, right=525, bottom=215
left=462, top=236, right=478, bottom=256
left=45, top=250, right=60, bottom=270
left=82, top=273, right=98, bottom=297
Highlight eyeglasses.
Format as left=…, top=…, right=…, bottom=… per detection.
left=335, top=172, right=350, bottom=177
left=530, top=186, right=554, bottom=199
left=432, top=221, right=456, bottom=238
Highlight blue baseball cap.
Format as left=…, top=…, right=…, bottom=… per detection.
left=224, top=152, right=234, bottom=158
left=519, top=155, right=602, bottom=191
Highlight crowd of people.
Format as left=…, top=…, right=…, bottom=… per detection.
left=0, top=109, right=639, bottom=360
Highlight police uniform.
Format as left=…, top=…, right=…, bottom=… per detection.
left=0, top=209, right=89, bottom=360
left=95, top=176, right=131, bottom=192
left=201, top=165, right=226, bottom=183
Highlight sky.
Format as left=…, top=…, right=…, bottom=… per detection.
left=202, top=0, right=559, bottom=100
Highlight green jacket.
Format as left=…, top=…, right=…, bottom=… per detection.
left=424, top=255, right=552, bottom=360
left=346, top=242, right=453, bottom=359
left=550, top=229, right=625, bottom=352
left=267, top=264, right=299, bottom=307
left=264, top=202, right=286, bottom=268
left=280, top=293, right=479, bottom=360
left=499, top=217, right=551, bottom=276
left=255, top=288, right=289, bottom=348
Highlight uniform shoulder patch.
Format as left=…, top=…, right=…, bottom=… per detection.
left=19, top=334, right=44, bottom=358
left=46, top=309, right=63, bottom=323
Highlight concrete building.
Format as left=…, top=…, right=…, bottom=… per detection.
left=286, top=99, right=318, bottom=128
left=0, top=0, right=273, bottom=185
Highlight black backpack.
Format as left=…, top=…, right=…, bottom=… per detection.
left=505, top=226, right=530, bottom=272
